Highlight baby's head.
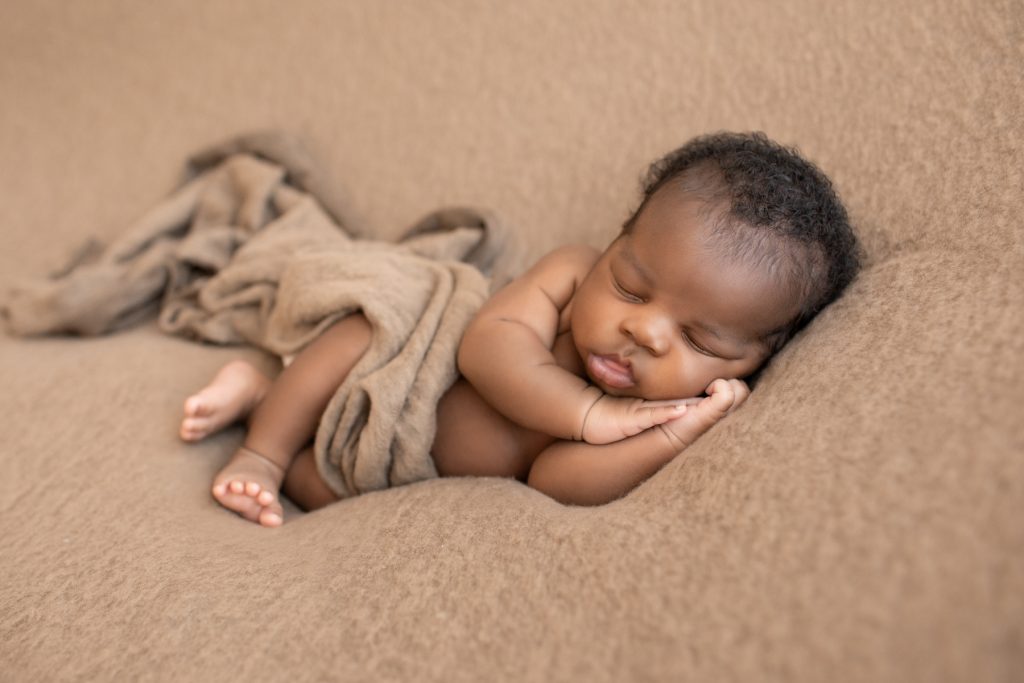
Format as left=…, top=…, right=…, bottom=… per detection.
left=571, top=131, right=861, bottom=399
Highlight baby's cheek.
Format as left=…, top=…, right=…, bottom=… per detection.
left=677, top=358, right=733, bottom=398
left=649, top=360, right=706, bottom=400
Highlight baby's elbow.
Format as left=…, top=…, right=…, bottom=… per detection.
left=526, top=457, right=592, bottom=507
left=526, top=464, right=564, bottom=503
left=457, top=314, right=505, bottom=382
left=527, top=446, right=630, bottom=507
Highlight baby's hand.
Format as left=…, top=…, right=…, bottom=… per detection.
left=580, top=394, right=701, bottom=445
left=658, top=379, right=750, bottom=452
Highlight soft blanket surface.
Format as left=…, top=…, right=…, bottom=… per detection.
left=5, top=132, right=520, bottom=497
left=1, top=1, right=1020, bottom=681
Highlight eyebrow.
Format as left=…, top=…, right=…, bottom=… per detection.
left=618, top=238, right=655, bottom=287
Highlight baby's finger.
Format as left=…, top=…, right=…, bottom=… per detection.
left=703, top=379, right=737, bottom=414
left=661, top=380, right=735, bottom=441
left=639, top=402, right=689, bottom=427
left=726, top=379, right=750, bottom=412
left=640, top=398, right=700, bottom=409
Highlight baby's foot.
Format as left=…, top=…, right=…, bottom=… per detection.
left=212, top=446, right=286, bottom=527
left=180, top=360, right=271, bottom=442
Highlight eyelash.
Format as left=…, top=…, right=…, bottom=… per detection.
left=612, top=277, right=644, bottom=303
left=684, top=334, right=719, bottom=358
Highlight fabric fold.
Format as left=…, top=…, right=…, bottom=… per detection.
left=3, top=131, right=522, bottom=498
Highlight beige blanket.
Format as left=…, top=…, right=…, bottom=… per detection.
left=3, top=133, right=522, bottom=498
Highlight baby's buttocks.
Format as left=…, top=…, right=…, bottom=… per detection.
left=430, top=379, right=554, bottom=481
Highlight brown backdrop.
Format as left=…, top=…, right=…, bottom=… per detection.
left=1, top=1, right=1021, bottom=681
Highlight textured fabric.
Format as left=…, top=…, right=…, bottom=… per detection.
left=4, top=136, right=507, bottom=498
left=0, top=1, right=1021, bottom=682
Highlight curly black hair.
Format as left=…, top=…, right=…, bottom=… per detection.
left=623, top=131, right=862, bottom=351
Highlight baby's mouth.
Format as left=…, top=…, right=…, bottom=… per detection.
left=586, top=353, right=636, bottom=389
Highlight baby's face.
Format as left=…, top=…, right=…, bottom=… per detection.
left=570, top=189, right=799, bottom=400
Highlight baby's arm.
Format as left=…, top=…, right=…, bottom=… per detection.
left=458, top=245, right=685, bottom=443
left=528, top=379, right=749, bottom=505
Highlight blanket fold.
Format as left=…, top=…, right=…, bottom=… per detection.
left=3, top=131, right=522, bottom=498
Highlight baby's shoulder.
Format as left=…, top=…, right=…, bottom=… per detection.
left=531, top=244, right=601, bottom=281
left=512, top=244, right=601, bottom=313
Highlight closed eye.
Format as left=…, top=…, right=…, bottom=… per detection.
left=683, top=333, right=721, bottom=358
left=612, top=277, right=644, bottom=303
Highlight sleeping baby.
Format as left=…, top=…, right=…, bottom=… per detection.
left=179, top=131, right=861, bottom=525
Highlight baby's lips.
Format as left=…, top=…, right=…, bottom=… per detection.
left=587, top=353, right=636, bottom=389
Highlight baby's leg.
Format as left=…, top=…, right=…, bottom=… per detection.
left=180, top=360, right=271, bottom=442
left=282, top=445, right=340, bottom=512
left=212, top=313, right=372, bottom=527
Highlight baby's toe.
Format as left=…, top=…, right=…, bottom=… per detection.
left=257, top=489, right=275, bottom=506
left=259, top=505, right=284, bottom=528
left=183, top=395, right=208, bottom=418
left=180, top=418, right=206, bottom=441
left=212, top=485, right=263, bottom=523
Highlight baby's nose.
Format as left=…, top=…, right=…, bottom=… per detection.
left=622, top=314, right=671, bottom=356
